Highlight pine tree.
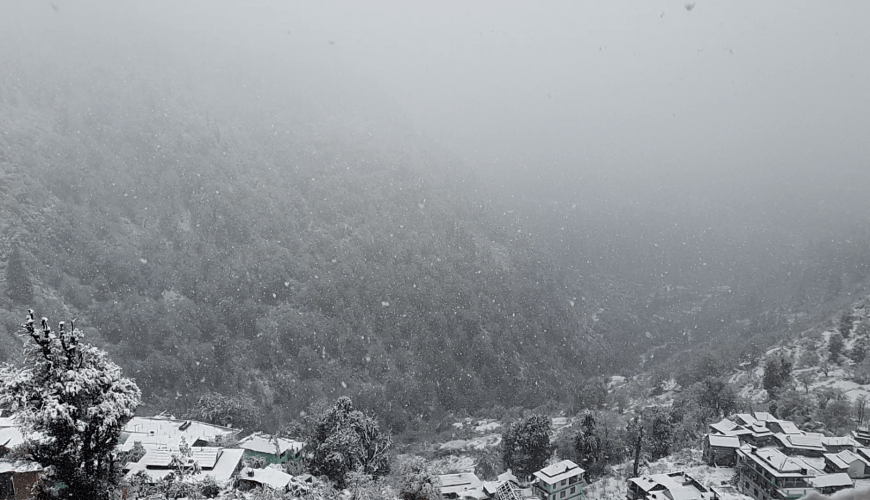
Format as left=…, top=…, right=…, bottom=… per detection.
left=573, top=412, right=601, bottom=472
left=0, top=312, right=141, bottom=500
left=4, top=246, right=33, bottom=303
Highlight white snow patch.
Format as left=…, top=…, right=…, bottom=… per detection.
left=438, top=433, right=501, bottom=451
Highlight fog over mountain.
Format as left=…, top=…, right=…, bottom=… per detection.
left=2, top=0, right=870, bottom=425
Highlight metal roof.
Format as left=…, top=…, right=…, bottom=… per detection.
left=0, top=460, right=43, bottom=474
left=738, top=447, right=817, bottom=476
left=438, top=472, right=482, bottom=495
left=127, top=448, right=244, bottom=486
left=533, top=460, right=584, bottom=484
left=786, top=434, right=825, bottom=449
left=142, top=450, right=174, bottom=468
left=238, top=432, right=304, bottom=455
left=709, top=418, right=739, bottom=434
left=239, top=466, right=294, bottom=490
left=825, top=450, right=869, bottom=469
left=707, top=435, right=740, bottom=448
left=811, top=473, right=854, bottom=488
left=192, top=448, right=221, bottom=469
left=775, top=421, right=802, bottom=434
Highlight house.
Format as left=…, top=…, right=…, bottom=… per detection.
left=708, top=418, right=752, bottom=441
left=773, top=433, right=827, bottom=458
left=125, top=447, right=245, bottom=487
left=121, top=416, right=238, bottom=453
left=0, top=460, right=42, bottom=500
left=703, top=435, right=740, bottom=466
left=708, top=418, right=740, bottom=436
left=237, top=466, right=294, bottom=492
left=809, top=473, right=854, bottom=496
left=729, top=413, right=785, bottom=447
left=823, top=450, right=870, bottom=479
left=852, top=427, right=870, bottom=447
left=822, top=436, right=859, bottom=453
left=438, top=472, right=483, bottom=499
left=735, top=446, right=819, bottom=500
left=627, top=471, right=716, bottom=500
left=237, top=432, right=304, bottom=465
left=733, top=412, right=776, bottom=428
left=767, top=420, right=802, bottom=436
left=531, top=460, right=584, bottom=500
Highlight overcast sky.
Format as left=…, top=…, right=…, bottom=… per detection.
left=3, top=0, right=869, bottom=209
left=281, top=1, right=870, bottom=203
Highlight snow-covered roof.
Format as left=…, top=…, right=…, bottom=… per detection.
left=0, top=426, right=25, bottom=449
left=438, top=472, right=482, bottom=496
left=126, top=448, right=244, bottom=486
left=707, top=434, right=741, bottom=448
left=773, top=420, right=802, bottom=434
left=709, top=418, right=739, bottom=435
left=665, top=487, right=706, bottom=500
left=120, top=432, right=181, bottom=452
left=734, top=414, right=758, bottom=427
left=238, top=432, right=304, bottom=455
left=775, top=433, right=825, bottom=451
left=823, top=436, right=859, bottom=448
left=239, top=466, right=294, bottom=490
left=497, top=470, right=518, bottom=484
left=0, top=460, right=42, bottom=474
left=533, top=460, right=583, bottom=485
left=811, top=473, right=854, bottom=488
left=738, top=447, right=817, bottom=476
left=630, top=472, right=712, bottom=500
left=825, top=450, right=869, bottom=469
left=629, top=475, right=662, bottom=492
left=121, top=416, right=237, bottom=452
left=139, top=446, right=222, bottom=470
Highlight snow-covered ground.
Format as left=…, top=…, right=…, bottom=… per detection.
left=584, top=449, right=751, bottom=500
left=438, top=433, right=501, bottom=451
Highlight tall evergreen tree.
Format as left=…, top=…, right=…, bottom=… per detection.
left=4, top=245, right=33, bottom=303
left=0, top=312, right=141, bottom=500
left=501, top=414, right=552, bottom=479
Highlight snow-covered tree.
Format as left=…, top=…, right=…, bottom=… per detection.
left=307, top=396, right=392, bottom=487
left=0, top=312, right=141, bottom=499
left=396, top=456, right=441, bottom=500
left=501, top=414, right=552, bottom=479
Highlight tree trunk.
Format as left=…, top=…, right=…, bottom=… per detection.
left=633, top=425, right=643, bottom=478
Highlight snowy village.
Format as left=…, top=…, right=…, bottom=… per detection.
left=5, top=406, right=870, bottom=499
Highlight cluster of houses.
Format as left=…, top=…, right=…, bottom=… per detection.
left=703, top=411, right=870, bottom=500
left=0, top=411, right=309, bottom=499
left=439, top=459, right=721, bottom=500
left=438, top=459, right=586, bottom=500
left=121, top=415, right=308, bottom=495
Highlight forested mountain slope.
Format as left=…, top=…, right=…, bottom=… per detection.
left=0, top=35, right=614, bottom=431
left=3, top=3, right=870, bottom=437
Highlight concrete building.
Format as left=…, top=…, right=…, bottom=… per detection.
left=532, top=460, right=584, bottom=500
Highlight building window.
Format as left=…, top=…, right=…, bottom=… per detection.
left=561, top=479, right=567, bottom=486
left=570, top=486, right=576, bottom=494
left=560, top=491, right=565, bottom=498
